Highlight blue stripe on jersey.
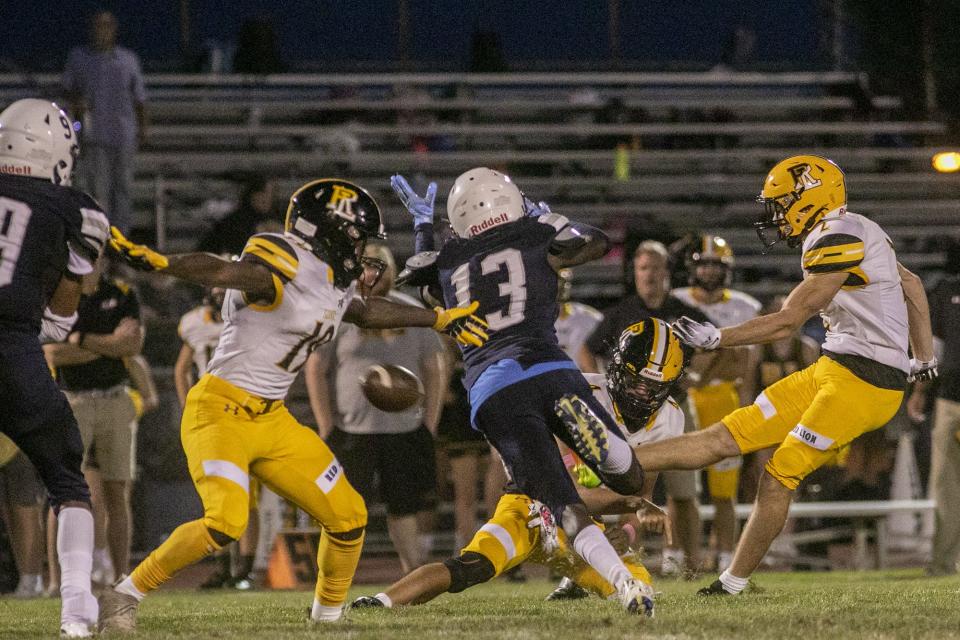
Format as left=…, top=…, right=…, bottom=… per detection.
left=468, top=358, right=579, bottom=426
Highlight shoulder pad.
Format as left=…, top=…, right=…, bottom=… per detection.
left=396, top=251, right=439, bottom=288
left=802, top=231, right=865, bottom=274
left=242, top=233, right=299, bottom=282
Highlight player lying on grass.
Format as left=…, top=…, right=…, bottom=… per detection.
left=390, top=169, right=655, bottom=615
left=352, top=319, right=685, bottom=614
left=98, top=179, right=489, bottom=633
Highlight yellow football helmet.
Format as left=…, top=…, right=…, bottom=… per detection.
left=607, top=318, right=686, bottom=431
left=755, top=155, right=846, bottom=249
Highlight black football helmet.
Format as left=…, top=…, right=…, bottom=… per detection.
left=284, top=179, right=386, bottom=289
left=606, top=318, right=687, bottom=432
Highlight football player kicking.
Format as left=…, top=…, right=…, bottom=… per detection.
left=635, top=155, right=937, bottom=596
left=0, top=99, right=111, bottom=637
left=352, top=319, right=685, bottom=612
left=98, top=179, right=489, bottom=632
left=391, top=169, right=653, bottom=615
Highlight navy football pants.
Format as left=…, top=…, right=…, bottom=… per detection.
left=473, top=368, right=627, bottom=518
left=0, top=331, right=90, bottom=509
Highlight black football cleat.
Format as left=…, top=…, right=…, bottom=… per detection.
left=697, top=579, right=732, bottom=596
left=350, top=595, right=385, bottom=609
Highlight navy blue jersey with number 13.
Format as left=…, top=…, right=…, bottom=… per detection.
left=437, top=215, right=570, bottom=389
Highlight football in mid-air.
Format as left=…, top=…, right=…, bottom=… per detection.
left=360, top=364, right=424, bottom=412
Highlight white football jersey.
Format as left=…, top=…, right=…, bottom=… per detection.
left=178, top=305, right=225, bottom=374
left=207, top=232, right=356, bottom=399
left=555, top=302, right=603, bottom=362
left=801, top=210, right=909, bottom=373
left=672, top=286, right=761, bottom=328
left=583, top=372, right=684, bottom=447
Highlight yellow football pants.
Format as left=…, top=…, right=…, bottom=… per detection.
left=723, top=356, right=903, bottom=490
left=131, top=374, right=366, bottom=605
left=463, top=493, right=651, bottom=595
left=689, top=381, right=742, bottom=500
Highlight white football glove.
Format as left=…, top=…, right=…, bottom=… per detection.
left=909, top=356, right=939, bottom=382
left=672, top=316, right=721, bottom=350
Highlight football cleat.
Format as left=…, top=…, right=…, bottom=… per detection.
left=555, top=394, right=609, bottom=467
left=617, top=578, right=655, bottom=617
left=59, top=622, right=93, bottom=638
left=350, top=595, right=385, bottom=609
left=697, top=579, right=732, bottom=596
left=97, top=586, right=139, bottom=634
left=545, top=577, right=590, bottom=601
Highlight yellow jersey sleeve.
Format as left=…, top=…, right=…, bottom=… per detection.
left=802, top=232, right=868, bottom=286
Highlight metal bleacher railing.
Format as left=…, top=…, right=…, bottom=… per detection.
left=0, top=70, right=955, bottom=299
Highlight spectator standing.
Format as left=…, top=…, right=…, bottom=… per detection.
left=0, top=437, right=46, bottom=598
left=306, top=244, right=447, bottom=574
left=43, top=257, right=145, bottom=586
left=63, top=10, right=147, bottom=234
left=581, top=240, right=711, bottom=576
left=909, top=273, right=959, bottom=575
left=196, top=176, right=278, bottom=256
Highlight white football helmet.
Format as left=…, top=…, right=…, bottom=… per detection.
left=0, top=99, right=79, bottom=186
left=446, top=167, right=525, bottom=238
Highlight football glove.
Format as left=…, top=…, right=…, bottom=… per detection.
left=390, top=174, right=437, bottom=227
left=109, top=227, right=169, bottom=271
left=909, top=356, right=939, bottom=382
left=672, top=316, right=721, bottom=350
left=433, top=301, right=489, bottom=348
left=573, top=462, right=601, bottom=488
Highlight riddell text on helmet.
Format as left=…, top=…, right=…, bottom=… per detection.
left=0, top=164, right=32, bottom=175
left=469, top=213, right=510, bottom=235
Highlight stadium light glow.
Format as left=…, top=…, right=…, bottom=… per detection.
left=932, top=151, right=960, bottom=173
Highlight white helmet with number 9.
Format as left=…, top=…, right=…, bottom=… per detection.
left=0, top=99, right=79, bottom=186
left=446, top=167, right=525, bottom=238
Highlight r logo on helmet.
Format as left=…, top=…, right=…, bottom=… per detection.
left=788, top=164, right=822, bottom=192
left=324, top=184, right=359, bottom=222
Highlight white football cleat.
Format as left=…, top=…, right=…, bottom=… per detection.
left=617, top=579, right=655, bottom=617
left=59, top=622, right=93, bottom=638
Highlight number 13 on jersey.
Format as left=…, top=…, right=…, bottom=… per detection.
left=451, top=248, right=527, bottom=331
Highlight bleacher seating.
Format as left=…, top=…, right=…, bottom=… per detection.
left=1, top=70, right=955, bottom=301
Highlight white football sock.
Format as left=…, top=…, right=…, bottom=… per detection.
left=311, top=599, right=343, bottom=622
left=719, top=569, right=749, bottom=595
left=57, top=507, right=97, bottom=625
left=572, top=524, right=632, bottom=590
left=374, top=592, right=393, bottom=608
left=115, top=575, right=146, bottom=601
left=598, top=433, right=634, bottom=476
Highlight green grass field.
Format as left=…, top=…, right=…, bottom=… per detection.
left=3, top=571, right=960, bottom=639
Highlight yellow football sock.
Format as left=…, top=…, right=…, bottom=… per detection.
left=130, top=519, right=222, bottom=594
left=570, top=558, right=652, bottom=598
left=315, top=529, right=365, bottom=607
